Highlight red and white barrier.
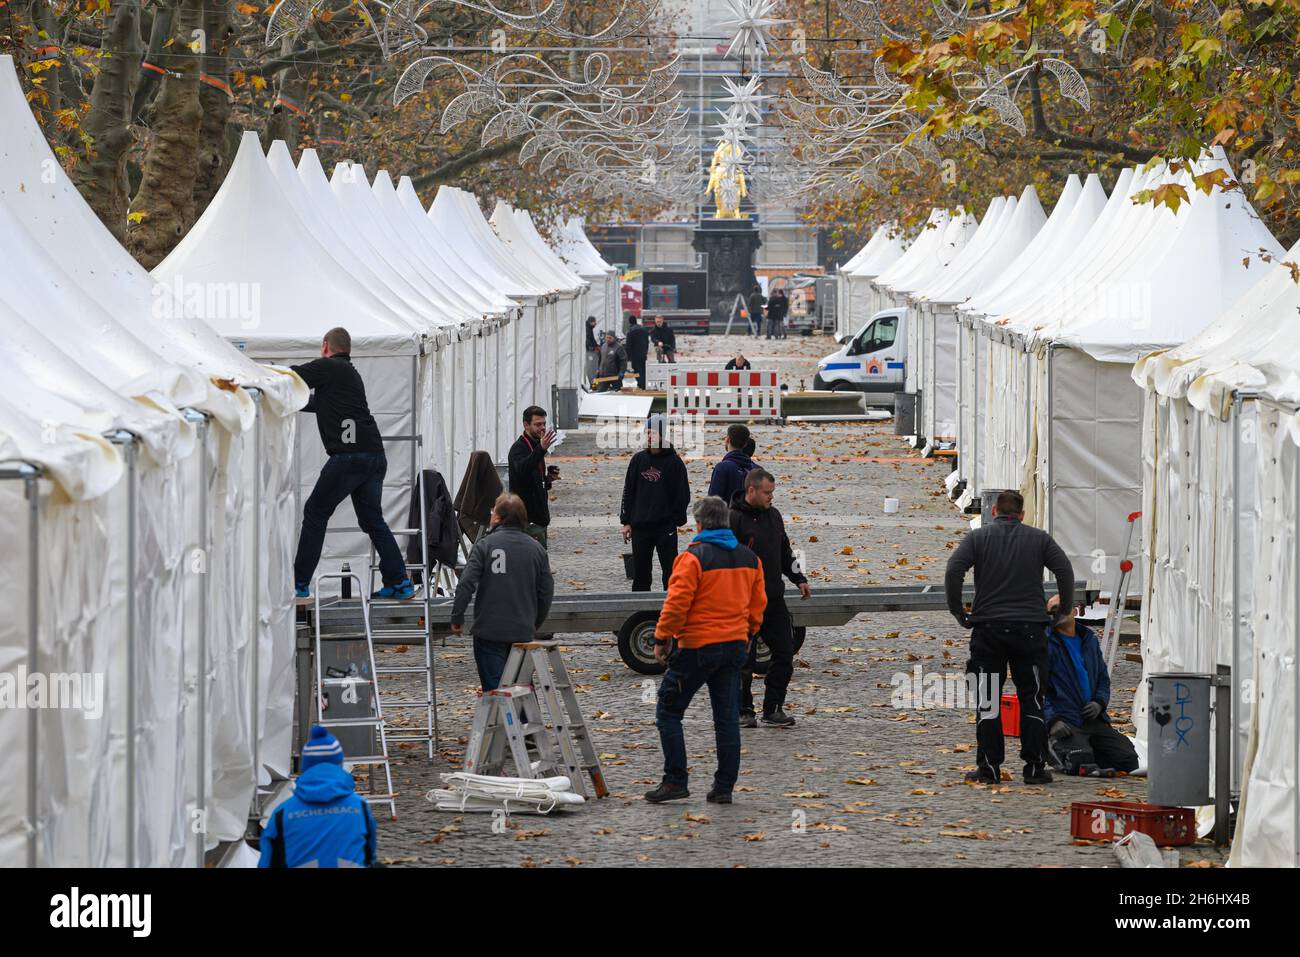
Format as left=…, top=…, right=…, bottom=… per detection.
left=666, top=370, right=783, bottom=422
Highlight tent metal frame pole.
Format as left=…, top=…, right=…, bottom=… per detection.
left=2, top=463, right=43, bottom=868
left=1230, top=390, right=1254, bottom=798
left=247, top=388, right=263, bottom=818
left=1044, top=343, right=1055, bottom=537
left=1294, top=434, right=1300, bottom=868
left=106, top=430, right=139, bottom=867
left=184, top=410, right=210, bottom=868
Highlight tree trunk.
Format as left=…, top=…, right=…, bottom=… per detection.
left=126, top=0, right=204, bottom=269
left=71, top=0, right=141, bottom=242
left=263, top=41, right=311, bottom=153
left=191, top=0, right=232, bottom=215
left=132, top=1, right=176, bottom=123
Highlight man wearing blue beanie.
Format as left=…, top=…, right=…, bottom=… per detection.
left=259, top=725, right=378, bottom=868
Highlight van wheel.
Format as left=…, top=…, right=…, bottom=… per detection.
left=828, top=380, right=854, bottom=393
left=617, top=612, right=664, bottom=675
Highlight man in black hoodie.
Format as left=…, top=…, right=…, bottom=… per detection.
left=625, top=315, right=651, bottom=390
left=650, top=315, right=677, bottom=363
left=729, top=468, right=811, bottom=727
left=620, top=414, right=690, bottom=590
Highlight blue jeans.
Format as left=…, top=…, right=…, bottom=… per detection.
left=655, top=641, right=747, bottom=791
left=474, top=639, right=513, bottom=691
left=294, top=452, right=408, bottom=588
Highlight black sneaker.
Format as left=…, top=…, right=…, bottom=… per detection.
left=761, top=707, right=796, bottom=728
left=739, top=709, right=758, bottom=729
left=964, top=766, right=998, bottom=784
left=1023, top=766, right=1055, bottom=785
left=706, top=788, right=733, bottom=804
left=644, top=781, right=690, bottom=803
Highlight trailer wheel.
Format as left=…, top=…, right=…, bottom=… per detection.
left=617, top=612, right=665, bottom=675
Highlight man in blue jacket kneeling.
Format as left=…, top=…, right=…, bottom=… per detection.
left=259, top=725, right=378, bottom=868
left=1043, top=596, right=1139, bottom=774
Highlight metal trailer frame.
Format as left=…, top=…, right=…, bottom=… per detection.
left=299, top=582, right=1050, bottom=684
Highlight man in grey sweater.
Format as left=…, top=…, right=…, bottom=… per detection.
left=944, top=490, right=1074, bottom=785
left=451, top=493, right=555, bottom=690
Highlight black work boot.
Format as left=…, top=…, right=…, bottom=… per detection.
left=964, top=765, right=999, bottom=784
left=644, top=780, right=690, bottom=803
left=706, top=788, right=733, bottom=804
left=762, top=706, right=796, bottom=727
left=1023, top=764, right=1054, bottom=785
left=739, top=709, right=758, bottom=729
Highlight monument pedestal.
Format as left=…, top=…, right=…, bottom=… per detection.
left=693, top=219, right=761, bottom=332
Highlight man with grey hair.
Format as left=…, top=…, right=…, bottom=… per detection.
left=645, top=496, right=767, bottom=805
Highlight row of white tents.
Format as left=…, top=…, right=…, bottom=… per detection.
left=838, top=150, right=1298, bottom=865
left=0, top=52, right=617, bottom=867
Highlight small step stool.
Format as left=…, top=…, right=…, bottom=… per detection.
left=464, top=641, right=608, bottom=799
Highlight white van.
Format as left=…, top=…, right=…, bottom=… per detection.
left=813, top=307, right=907, bottom=404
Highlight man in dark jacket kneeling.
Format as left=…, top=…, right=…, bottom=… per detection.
left=1043, top=596, right=1139, bottom=774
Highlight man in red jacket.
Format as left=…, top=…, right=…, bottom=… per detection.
left=646, top=496, right=767, bottom=806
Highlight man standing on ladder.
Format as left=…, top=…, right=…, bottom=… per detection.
left=508, top=405, right=559, bottom=549
left=291, top=327, right=413, bottom=601
left=944, top=490, right=1074, bottom=786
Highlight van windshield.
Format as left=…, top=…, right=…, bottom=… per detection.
left=853, top=315, right=898, bottom=354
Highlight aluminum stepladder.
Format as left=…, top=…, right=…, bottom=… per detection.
left=1101, top=510, right=1142, bottom=671
left=312, top=571, right=397, bottom=820
left=464, top=640, right=609, bottom=800
left=364, top=466, right=448, bottom=761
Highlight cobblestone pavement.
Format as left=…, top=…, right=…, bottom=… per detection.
left=371, top=333, right=1225, bottom=868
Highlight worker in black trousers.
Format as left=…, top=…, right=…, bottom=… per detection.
left=729, top=467, right=810, bottom=728
left=620, top=414, right=690, bottom=590
left=625, top=315, right=650, bottom=390
left=944, top=489, right=1075, bottom=785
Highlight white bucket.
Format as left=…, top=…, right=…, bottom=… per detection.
left=883, top=497, right=899, bottom=514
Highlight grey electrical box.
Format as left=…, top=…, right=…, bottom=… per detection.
left=552, top=386, right=579, bottom=429
left=893, top=391, right=919, bottom=435
left=1147, top=673, right=1213, bottom=806
left=981, top=489, right=1013, bottom=525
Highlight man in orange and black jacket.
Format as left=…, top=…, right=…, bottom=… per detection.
left=645, top=496, right=767, bottom=806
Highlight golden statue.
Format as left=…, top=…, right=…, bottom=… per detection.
left=707, top=141, right=748, bottom=219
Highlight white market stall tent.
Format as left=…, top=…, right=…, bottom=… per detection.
left=490, top=200, right=587, bottom=399
left=952, top=174, right=1105, bottom=509
left=975, top=152, right=1281, bottom=594
left=837, top=222, right=907, bottom=340
left=428, top=187, right=554, bottom=448
left=911, top=188, right=1047, bottom=449
left=1133, top=231, right=1300, bottom=867
left=553, top=217, right=619, bottom=331
left=0, top=55, right=308, bottom=868
left=156, top=132, right=440, bottom=604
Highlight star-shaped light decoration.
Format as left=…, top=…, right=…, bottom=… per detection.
left=718, top=74, right=772, bottom=123
left=713, top=106, right=754, bottom=156
left=719, top=0, right=790, bottom=60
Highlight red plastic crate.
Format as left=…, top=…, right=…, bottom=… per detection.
left=1069, top=801, right=1197, bottom=846
left=999, top=693, right=1019, bottom=737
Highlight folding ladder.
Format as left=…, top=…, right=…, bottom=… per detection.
left=463, top=641, right=608, bottom=799
left=364, top=468, right=450, bottom=760
left=312, top=571, right=396, bottom=820
left=1100, top=511, right=1142, bottom=671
